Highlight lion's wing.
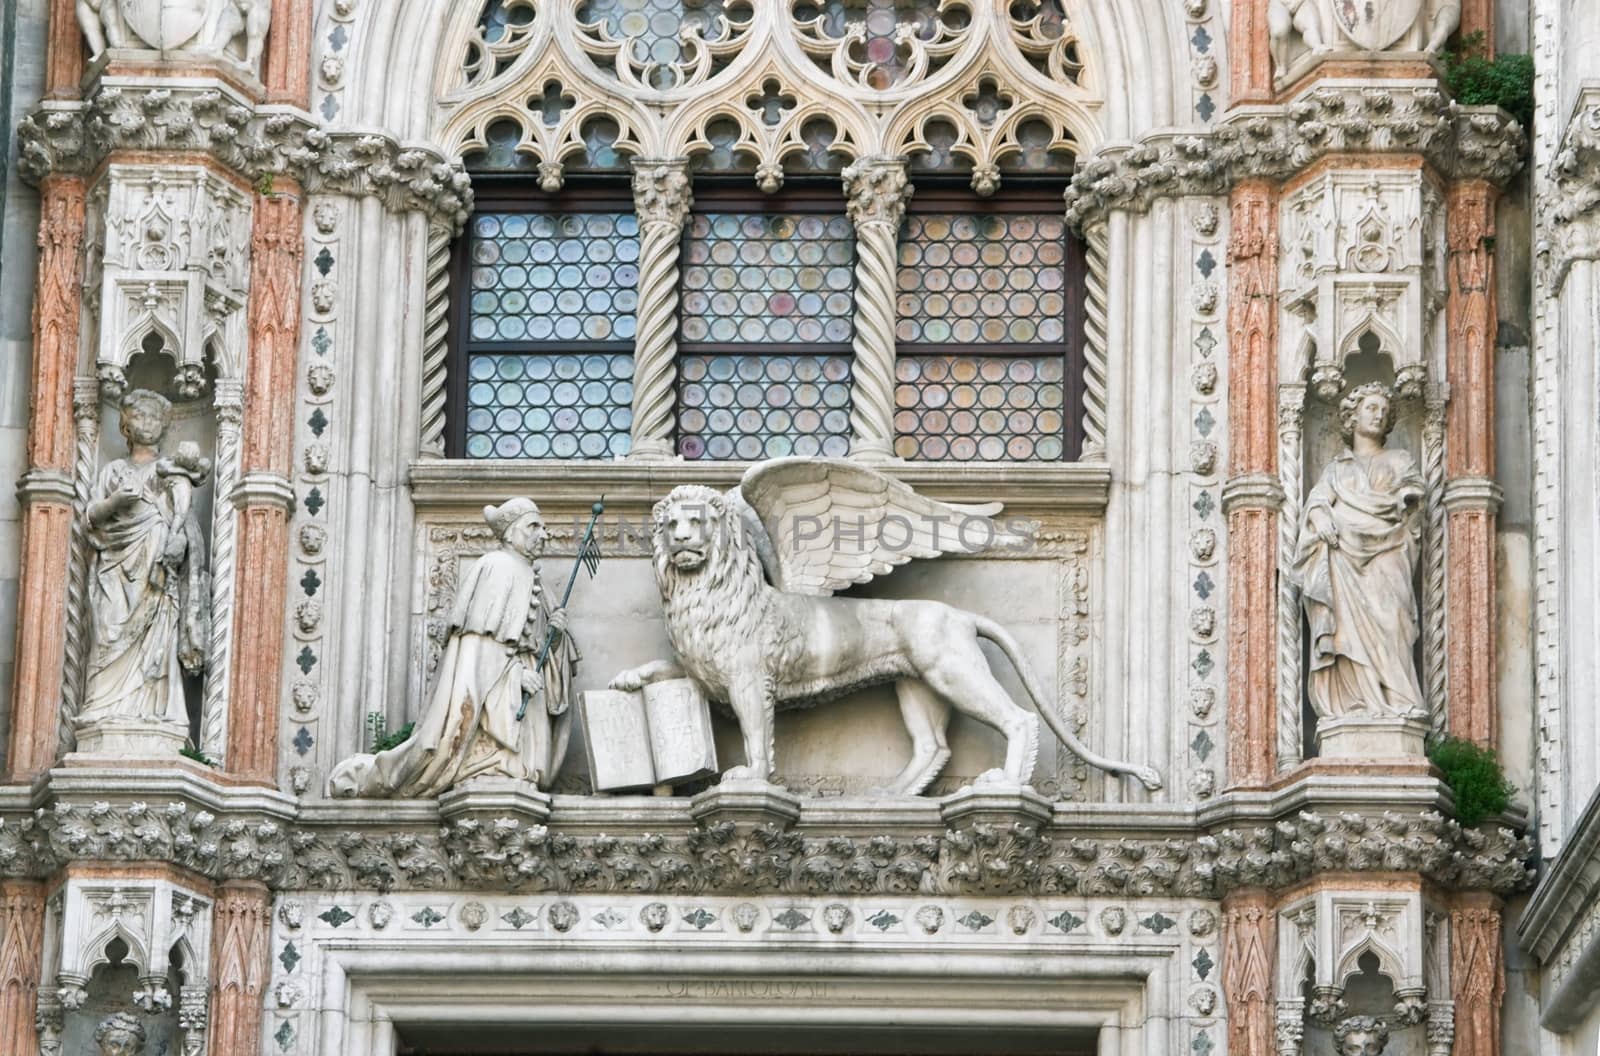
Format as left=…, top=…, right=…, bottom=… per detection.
left=738, top=458, right=1010, bottom=596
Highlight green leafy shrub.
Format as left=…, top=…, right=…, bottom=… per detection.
left=1428, top=737, right=1515, bottom=826
left=179, top=745, right=216, bottom=768
left=373, top=721, right=415, bottom=754
left=1439, top=32, right=1535, bottom=127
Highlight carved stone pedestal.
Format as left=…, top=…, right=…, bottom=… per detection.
left=1316, top=716, right=1430, bottom=759
left=689, top=780, right=803, bottom=832
left=69, top=717, right=189, bottom=759
left=938, top=784, right=1054, bottom=830
left=438, top=777, right=553, bottom=826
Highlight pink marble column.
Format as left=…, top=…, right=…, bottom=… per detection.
left=0, top=880, right=46, bottom=1056
left=1222, top=890, right=1276, bottom=1056
left=226, top=187, right=303, bottom=783
left=207, top=881, right=271, bottom=1056
left=1225, top=181, right=1280, bottom=787
left=7, top=178, right=86, bottom=781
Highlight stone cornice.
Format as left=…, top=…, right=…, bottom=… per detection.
left=1519, top=783, right=1600, bottom=962
left=0, top=768, right=1533, bottom=898
left=16, top=77, right=472, bottom=229
left=408, top=459, right=1113, bottom=515
left=1064, top=83, right=1525, bottom=231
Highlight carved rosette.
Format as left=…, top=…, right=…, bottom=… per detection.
left=627, top=159, right=694, bottom=459
left=842, top=158, right=911, bottom=459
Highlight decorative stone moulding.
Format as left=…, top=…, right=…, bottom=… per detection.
left=36, top=872, right=213, bottom=1056
left=1062, top=83, right=1525, bottom=231
left=1275, top=885, right=1456, bottom=1056
left=1548, top=87, right=1600, bottom=283
left=86, top=164, right=252, bottom=400
left=14, top=80, right=473, bottom=229
left=1278, top=169, right=1448, bottom=395
left=0, top=771, right=1534, bottom=898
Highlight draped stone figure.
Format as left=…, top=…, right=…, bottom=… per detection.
left=1291, top=383, right=1427, bottom=754
left=80, top=389, right=211, bottom=753
left=328, top=498, right=578, bottom=797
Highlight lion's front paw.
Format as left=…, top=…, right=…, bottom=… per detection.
left=608, top=669, right=645, bottom=692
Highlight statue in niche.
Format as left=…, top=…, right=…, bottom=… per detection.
left=608, top=458, right=1162, bottom=795
left=328, top=499, right=578, bottom=797
left=93, top=1011, right=147, bottom=1056
left=82, top=390, right=211, bottom=735
left=1291, top=383, right=1426, bottom=725
left=1333, top=1015, right=1391, bottom=1055
left=76, top=0, right=271, bottom=66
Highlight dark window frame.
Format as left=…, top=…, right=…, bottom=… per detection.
left=445, top=174, right=637, bottom=458
left=894, top=179, right=1086, bottom=461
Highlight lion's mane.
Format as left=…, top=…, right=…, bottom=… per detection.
left=651, top=486, right=785, bottom=697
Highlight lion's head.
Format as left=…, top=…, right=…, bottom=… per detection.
left=651, top=485, right=735, bottom=578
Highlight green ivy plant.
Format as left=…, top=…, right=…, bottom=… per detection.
left=179, top=744, right=217, bottom=768
left=1438, top=32, right=1535, bottom=128
left=372, top=721, right=415, bottom=754
left=1428, top=736, right=1515, bottom=826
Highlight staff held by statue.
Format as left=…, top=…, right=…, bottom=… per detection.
left=520, top=499, right=604, bottom=720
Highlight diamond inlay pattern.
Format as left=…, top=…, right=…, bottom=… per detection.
left=680, top=213, right=856, bottom=344
left=677, top=354, right=852, bottom=460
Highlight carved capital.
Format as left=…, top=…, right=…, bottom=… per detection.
left=630, top=158, right=692, bottom=230
left=232, top=471, right=295, bottom=511
left=1223, top=473, right=1285, bottom=513
left=843, top=157, right=913, bottom=229
left=1441, top=475, right=1503, bottom=514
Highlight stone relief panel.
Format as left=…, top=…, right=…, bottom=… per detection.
left=402, top=470, right=1123, bottom=802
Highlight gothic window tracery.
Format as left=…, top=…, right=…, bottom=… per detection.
left=436, top=0, right=1099, bottom=463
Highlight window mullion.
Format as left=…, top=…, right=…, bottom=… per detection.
left=627, top=158, right=694, bottom=461
left=842, top=157, right=912, bottom=461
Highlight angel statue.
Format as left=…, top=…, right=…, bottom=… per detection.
left=608, top=458, right=1162, bottom=796
left=1291, top=382, right=1427, bottom=730
left=328, top=498, right=578, bottom=797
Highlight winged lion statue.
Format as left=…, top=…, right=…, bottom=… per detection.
left=608, top=458, right=1162, bottom=796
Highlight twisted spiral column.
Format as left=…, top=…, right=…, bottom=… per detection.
left=1080, top=222, right=1110, bottom=458
left=59, top=379, right=101, bottom=758
left=627, top=159, right=693, bottom=460
left=419, top=222, right=453, bottom=457
left=1275, top=386, right=1304, bottom=771
left=201, top=381, right=244, bottom=763
left=1422, top=395, right=1449, bottom=736
left=844, top=158, right=911, bottom=460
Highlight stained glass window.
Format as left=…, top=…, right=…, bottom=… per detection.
left=677, top=197, right=857, bottom=459
left=457, top=205, right=639, bottom=458
left=893, top=195, right=1082, bottom=461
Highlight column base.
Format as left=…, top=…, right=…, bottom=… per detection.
left=625, top=439, right=679, bottom=462
left=1315, top=715, right=1430, bottom=759
left=938, top=783, right=1054, bottom=830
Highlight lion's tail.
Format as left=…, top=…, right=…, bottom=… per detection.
left=972, top=616, right=1164, bottom=791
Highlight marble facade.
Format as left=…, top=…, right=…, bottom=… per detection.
left=0, top=0, right=1587, bottom=1054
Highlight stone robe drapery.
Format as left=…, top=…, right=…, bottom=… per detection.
left=328, top=547, right=578, bottom=797
left=1291, top=446, right=1426, bottom=720
left=83, top=456, right=208, bottom=725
